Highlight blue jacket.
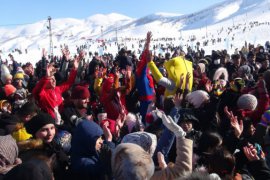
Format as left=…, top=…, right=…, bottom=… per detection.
left=71, top=120, right=113, bottom=179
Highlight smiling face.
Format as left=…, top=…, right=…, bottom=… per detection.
left=46, top=76, right=56, bottom=89
left=35, top=124, right=56, bottom=143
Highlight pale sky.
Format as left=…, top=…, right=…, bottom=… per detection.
left=0, top=0, right=224, bottom=26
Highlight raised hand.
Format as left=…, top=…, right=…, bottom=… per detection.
left=126, top=65, right=132, bottom=79
left=61, top=48, right=70, bottom=60
left=73, top=56, right=80, bottom=70
left=79, top=50, right=85, bottom=60
left=115, top=68, right=120, bottom=79
left=205, top=80, right=213, bottom=93
left=185, top=72, right=191, bottom=89
left=243, top=144, right=260, bottom=161
left=224, top=106, right=243, bottom=138
left=174, top=93, right=182, bottom=108
left=179, top=73, right=185, bottom=89
left=157, top=152, right=167, bottom=169
left=160, top=111, right=186, bottom=138
left=145, top=31, right=152, bottom=50
left=103, top=121, right=112, bottom=142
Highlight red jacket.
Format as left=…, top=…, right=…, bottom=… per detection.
left=33, top=69, right=77, bottom=119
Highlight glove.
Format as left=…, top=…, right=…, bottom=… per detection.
left=161, top=112, right=186, bottom=138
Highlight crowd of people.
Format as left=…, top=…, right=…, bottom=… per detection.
left=0, top=31, right=270, bottom=180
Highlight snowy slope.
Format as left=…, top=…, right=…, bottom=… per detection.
left=0, top=0, right=270, bottom=64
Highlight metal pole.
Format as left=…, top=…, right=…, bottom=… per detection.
left=116, top=25, right=118, bottom=45
left=48, top=16, right=53, bottom=59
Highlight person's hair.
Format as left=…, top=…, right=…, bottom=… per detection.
left=207, top=148, right=235, bottom=179
left=163, top=96, right=175, bottom=115
left=197, top=131, right=223, bottom=154
left=16, top=102, right=39, bottom=117
left=231, top=54, right=241, bottom=60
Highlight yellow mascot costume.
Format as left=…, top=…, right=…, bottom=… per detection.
left=148, top=56, right=193, bottom=97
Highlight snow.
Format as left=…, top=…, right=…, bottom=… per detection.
left=1, top=0, right=270, bottom=65
left=215, top=2, right=240, bottom=21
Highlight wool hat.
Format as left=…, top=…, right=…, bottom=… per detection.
left=25, top=112, right=55, bottom=136
left=121, top=132, right=157, bottom=157
left=0, top=135, right=18, bottom=166
left=1, top=64, right=12, bottom=84
left=13, top=72, right=24, bottom=80
left=186, top=90, right=210, bottom=108
left=237, top=94, right=258, bottom=111
left=71, top=86, right=90, bottom=99
left=125, top=113, right=137, bottom=133
left=111, top=143, right=155, bottom=180
left=4, top=84, right=16, bottom=97
left=238, top=65, right=251, bottom=76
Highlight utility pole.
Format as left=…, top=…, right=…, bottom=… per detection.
left=116, top=25, right=118, bottom=45
left=48, top=16, right=53, bottom=59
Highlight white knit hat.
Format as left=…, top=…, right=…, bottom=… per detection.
left=237, top=94, right=258, bottom=111
left=125, top=113, right=137, bottom=133
left=1, top=64, right=12, bottom=84
left=186, top=90, right=210, bottom=108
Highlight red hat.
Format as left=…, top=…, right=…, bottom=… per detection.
left=4, top=84, right=16, bottom=97
left=71, top=86, right=90, bottom=99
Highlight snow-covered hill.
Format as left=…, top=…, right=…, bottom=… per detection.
left=1, top=0, right=270, bottom=64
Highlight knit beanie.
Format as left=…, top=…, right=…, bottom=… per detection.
left=1, top=64, right=12, bottom=84
left=13, top=72, right=24, bottom=80
left=71, top=85, right=90, bottom=99
left=237, top=94, right=258, bottom=111
left=0, top=135, right=18, bottom=166
left=4, top=84, right=16, bottom=97
left=125, top=113, right=137, bottom=133
left=112, top=143, right=155, bottom=180
left=186, top=90, right=210, bottom=108
left=25, top=113, right=55, bottom=136
left=121, top=132, right=157, bottom=157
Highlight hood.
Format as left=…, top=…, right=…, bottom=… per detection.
left=71, top=120, right=103, bottom=156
